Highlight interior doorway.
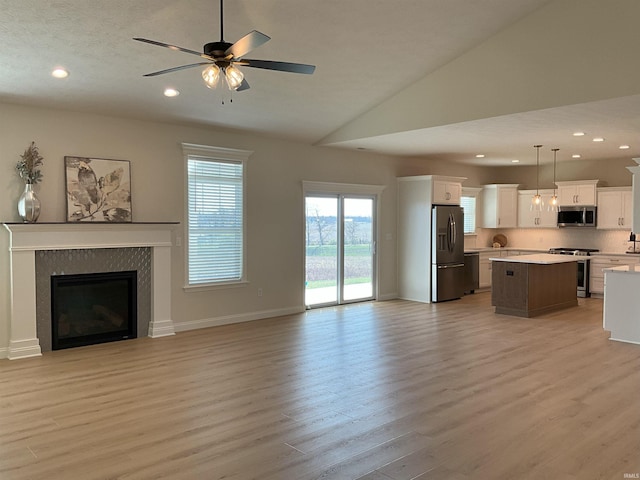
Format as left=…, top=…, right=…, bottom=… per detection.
left=305, top=194, right=376, bottom=308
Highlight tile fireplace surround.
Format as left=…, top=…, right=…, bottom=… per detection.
left=2, top=223, right=177, bottom=360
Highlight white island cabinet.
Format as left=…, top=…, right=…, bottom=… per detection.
left=603, top=264, right=640, bottom=344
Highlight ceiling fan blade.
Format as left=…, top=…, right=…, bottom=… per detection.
left=236, top=78, right=250, bottom=92
left=239, top=59, right=316, bottom=74
left=133, top=38, right=213, bottom=60
left=226, top=30, right=270, bottom=59
left=143, top=62, right=211, bottom=77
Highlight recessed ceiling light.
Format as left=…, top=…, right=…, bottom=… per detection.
left=573, top=132, right=585, bottom=137
left=593, top=137, right=605, bottom=142
left=51, top=68, right=69, bottom=79
left=475, top=154, right=485, bottom=158
left=164, top=88, right=180, bottom=97
left=572, top=154, right=581, bottom=158
left=511, top=159, right=520, bottom=163
left=619, top=145, right=630, bottom=150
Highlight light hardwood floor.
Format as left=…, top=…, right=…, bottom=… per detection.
left=1, top=293, right=639, bottom=480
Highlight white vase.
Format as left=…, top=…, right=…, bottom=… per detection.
left=17, top=183, right=41, bottom=223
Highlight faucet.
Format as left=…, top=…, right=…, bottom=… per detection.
left=630, top=232, right=638, bottom=253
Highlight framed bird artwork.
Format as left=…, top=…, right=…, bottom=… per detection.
left=64, top=156, right=132, bottom=222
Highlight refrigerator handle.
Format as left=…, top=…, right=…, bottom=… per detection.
left=451, top=213, right=457, bottom=250
left=447, top=213, right=456, bottom=253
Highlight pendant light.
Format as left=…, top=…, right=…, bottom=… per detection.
left=531, top=145, right=543, bottom=211
left=548, top=148, right=559, bottom=211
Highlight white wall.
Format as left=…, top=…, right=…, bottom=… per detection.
left=0, top=102, right=401, bottom=351
left=2, top=101, right=635, bottom=353
left=320, top=0, right=640, bottom=146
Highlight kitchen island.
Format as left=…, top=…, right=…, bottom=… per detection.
left=603, top=264, right=640, bottom=344
left=490, top=254, right=578, bottom=317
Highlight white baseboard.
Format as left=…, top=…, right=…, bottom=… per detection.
left=377, top=292, right=398, bottom=301
left=173, top=305, right=306, bottom=332
left=8, top=338, right=42, bottom=360
left=148, top=319, right=176, bottom=338
left=0, top=347, right=8, bottom=360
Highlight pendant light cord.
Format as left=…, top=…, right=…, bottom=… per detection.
left=534, top=144, right=542, bottom=195
left=552, top=148, right=559, bottom=195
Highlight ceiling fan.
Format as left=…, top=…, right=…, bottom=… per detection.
left=133, top=0, right=315, bottom=92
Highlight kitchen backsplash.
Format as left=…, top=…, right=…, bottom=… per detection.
left=466, top=228, right=633, bottom=254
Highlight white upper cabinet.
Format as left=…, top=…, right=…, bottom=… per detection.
left=556, top=180, right=598, bottom=206
left=482, top=184, right=519, bottom=228
left=517, top=190, right=558, bottom=228
left=432, top=179, right=462, bottom=205
left=597, top=187, right=633, bottom=229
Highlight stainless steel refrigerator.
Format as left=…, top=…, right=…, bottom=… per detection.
left=431, top=205, right=465, bottom=302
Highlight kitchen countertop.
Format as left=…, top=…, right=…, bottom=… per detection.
left=467, top=247, right=640, bottom=256
left=592, top=251, right=640, bottom=257
left=605, top=265, right=640, bottom=273
left=465, top=247, right=548, bottom=253
left=489, top=253, right=580, bottom=264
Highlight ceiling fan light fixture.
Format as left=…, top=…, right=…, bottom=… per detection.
left=224, top=65, right=244, bottom=90
left=202, top=65, right=221, bottom=89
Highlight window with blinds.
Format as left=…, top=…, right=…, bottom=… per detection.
left=186, top=156, right=245, bottom=286
left=460, top=195, right=476, bottom=234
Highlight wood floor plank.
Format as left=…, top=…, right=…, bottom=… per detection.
left=1, top=293, right=639, bottom=479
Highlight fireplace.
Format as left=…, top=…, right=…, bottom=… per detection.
left=51, top=271, right=137, bottom=350
left=2, top=222, right=176, bottom=360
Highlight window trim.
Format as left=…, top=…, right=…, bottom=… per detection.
left=461, top=187, right=481, bottom=235
left=182, top=143, right=253, bottom=291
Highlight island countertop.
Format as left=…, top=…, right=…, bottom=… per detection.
left=489, top=253, right=580, bottom=264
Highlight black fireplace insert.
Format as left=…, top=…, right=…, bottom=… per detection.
left=51, top=270, right=137, bottom=350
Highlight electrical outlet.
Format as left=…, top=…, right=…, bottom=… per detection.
left=257, top=288, right=263, bottom=297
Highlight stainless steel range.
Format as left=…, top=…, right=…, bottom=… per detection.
left=548, top=247, right=599, bottom=297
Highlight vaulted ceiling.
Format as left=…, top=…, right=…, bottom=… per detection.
left=2, top=0, right=640, bottom=166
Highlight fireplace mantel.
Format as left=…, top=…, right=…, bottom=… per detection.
left=3, top=222, right=178, bottom=360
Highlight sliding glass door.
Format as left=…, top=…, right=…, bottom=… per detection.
left=305, top=194, right=376, bottom=307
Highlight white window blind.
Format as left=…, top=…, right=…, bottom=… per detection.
left=187, top=157, right=244, bottom=285
left=460, top=195, right=476, bottom=234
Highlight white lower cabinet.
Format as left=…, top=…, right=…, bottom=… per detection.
left=479, top=252, right=493, bottom=288
left=590, top=255, right=640, bottom=295
left=479, top=249, right=512, bottom=288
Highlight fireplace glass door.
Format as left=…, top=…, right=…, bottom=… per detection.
left=51, top=270, right=137, bottom=350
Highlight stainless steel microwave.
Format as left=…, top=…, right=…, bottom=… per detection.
left=557, top=206, right=597, bottom=227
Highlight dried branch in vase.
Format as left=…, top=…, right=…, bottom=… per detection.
left=16, top=141, right=44, bottom=184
